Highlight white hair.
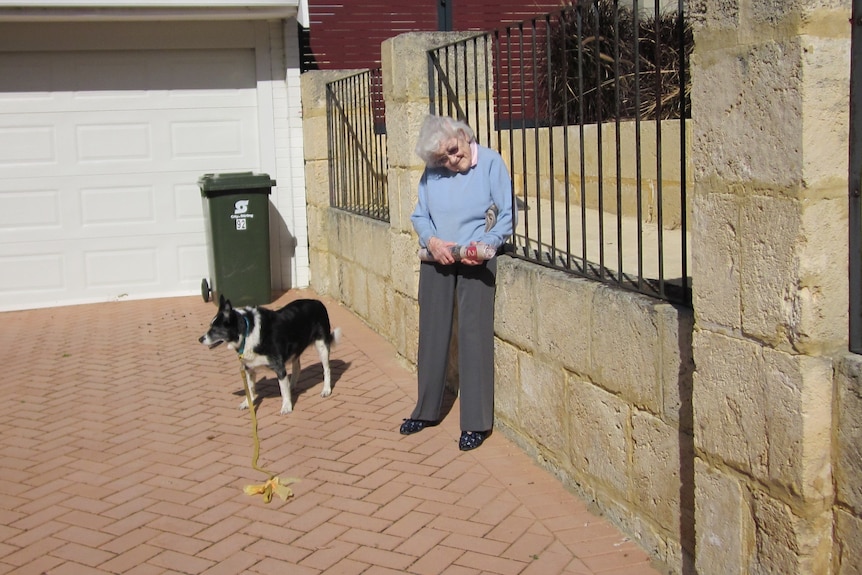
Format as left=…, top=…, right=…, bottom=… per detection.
left=414, top=115, right=476, bottom=166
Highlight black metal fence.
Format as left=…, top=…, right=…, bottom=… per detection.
left=851, top=0, right=862, bottom=353
left=429, top=0, right=691, bottom=305
left=325, top=68, right=389, bottom=221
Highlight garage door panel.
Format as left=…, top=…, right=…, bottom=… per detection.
left=175, top=181, right=207, bottom=223
left=0, top=252, right=65, bottom=294
left=0, top=108, right=258, bottom=179
left=157, top=50, right=256, bottom=92
left=1, top=172, right=212, bottom=243
left=0, top=242, right=78, bottom=305
left=0, top=188, right=62, bottom=232
left=81, top=184, right=156, bottom=226
left=77, top=121, right=152, bottom=163
left=86, top=246, right=159, bottom=288
left=171, top=118, right=249, bottom=160
left=0, top=88, right=258, bottom=113
left=0, top=124, right=56, bottom=166
left=0, top=49, right=256, bottom=113
left=0, top=233, right=208, bottom=311
left=177, top=243, right=208, bottom=285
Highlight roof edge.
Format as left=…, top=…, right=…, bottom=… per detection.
left=0, top=4, right=300, bottom=21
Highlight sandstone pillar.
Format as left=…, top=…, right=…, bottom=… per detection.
left=689, top=1, right=849, bottom=573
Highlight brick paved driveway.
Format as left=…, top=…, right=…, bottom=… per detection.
left=0, top=291, right=660, bottom=575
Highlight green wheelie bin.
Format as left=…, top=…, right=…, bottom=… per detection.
left=199, top=172, right=275, bottom=307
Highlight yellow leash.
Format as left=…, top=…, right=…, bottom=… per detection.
left=236, top=318, right=299, bottom=503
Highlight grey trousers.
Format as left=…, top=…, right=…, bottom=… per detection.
left=411, top=258, right=497, bottom=432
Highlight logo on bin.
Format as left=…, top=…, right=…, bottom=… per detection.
left=232, top=200, right=253, bottom=231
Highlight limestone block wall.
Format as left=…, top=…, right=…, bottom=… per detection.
left=690, top=1, right=856, bottom=573
left=835, top=353, right=862, bottom=573
left=494, top=258, right=695, bottom=570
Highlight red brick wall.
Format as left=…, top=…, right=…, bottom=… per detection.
left=303, top=0, right=567, bottom=70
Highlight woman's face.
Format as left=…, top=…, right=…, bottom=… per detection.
left=433, top=131, right=472, bottom=173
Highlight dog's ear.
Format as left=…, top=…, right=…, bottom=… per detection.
left=218, top=294, right=234, bottom=312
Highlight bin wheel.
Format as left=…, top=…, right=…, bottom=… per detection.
left=201, top=278, right=211, bottom=303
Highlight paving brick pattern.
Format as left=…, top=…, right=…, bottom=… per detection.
left=0, top=291, right=661, bottom=575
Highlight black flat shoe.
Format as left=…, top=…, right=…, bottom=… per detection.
left=400, top=419, right=436, bottom=435
left=459, top=430, right=487, bottom=451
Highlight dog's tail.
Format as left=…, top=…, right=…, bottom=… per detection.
left=329, top=327, right=342, bottom=348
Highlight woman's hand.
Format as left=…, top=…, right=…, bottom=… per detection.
left=428, top=236, right=457, bottom=265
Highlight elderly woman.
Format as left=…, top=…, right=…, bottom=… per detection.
left=400, top=114, right=515, bottom=451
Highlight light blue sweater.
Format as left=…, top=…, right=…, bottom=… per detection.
left=411, top=145, right=515, bottom=250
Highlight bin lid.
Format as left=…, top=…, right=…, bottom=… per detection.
left=198, top=172, right=275, bottom=195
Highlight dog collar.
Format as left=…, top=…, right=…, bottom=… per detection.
left=237, top=314, right=251, bottom=356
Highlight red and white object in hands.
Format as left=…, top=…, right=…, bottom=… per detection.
left=418, top=242, right=497, bottom=262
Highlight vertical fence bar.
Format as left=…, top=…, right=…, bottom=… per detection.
left=493, top=29, right=503, bottom=147
left=476, top=37, right=482, bottom=143
left=560, top=10, right=573, bottom=271
left=359, top=73, right=369, bottom=211
left=483, top=35, right=493, bottom=148
left=379, top=71, right=388, bottom=218
left=439, top=45, right=446, bottom=116
left=354, top=73, right=363, bottom=210
left=339, top=84, right=349, bottom=210
left=338, top=78, right=348, bottom=208
left=544, top=15, right=559, bottom=265
left=633, top=0, right=644, bottom=288
left=678, top=0, right=689, bottom=304
left=326, top=86, right=335, bottom=207
left=518, top=23, right=533, bottom=256
left=339, top=83, right=348, bottom=209
left=451, top=43, right=459, bottom=119
left=440, top=45, right=448, bottom=116
left=328, top=84, right=337, bottom=206
left=507, top=28, right=518, bottom=247
left=455, top=42, right=463, bottom=119
left=530, top=18, right=544, bottom=261
left=459, top=39, right=468, bottom=125
left=577, top=6, right=588, bottom=267
left=593, top=2, right=606, bottom=278
left=851, top=0, right=862, bottom=353
left=365, top=71, right=373, bottom=216
left=503, top=28, right=520, bottom=242
left=349, top=75, right=357, bottom=210
left=334, top=83, right=345, bottom=209
left=654, top=0, right=666, bottom=297
left=355, top=73, right=364, bottom=210
left=614, top=0, right=624, bottom=283
left=352, top=73, right=361, bottom=211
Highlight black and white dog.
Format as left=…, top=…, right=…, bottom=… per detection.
left=199, top=295, right=340, bottom=414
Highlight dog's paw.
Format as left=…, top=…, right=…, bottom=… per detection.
left=279, top=398, right=293, bottom=414
left=239, top=398, right=250, bottom=410
left=320, top=388, right=332, bottom=398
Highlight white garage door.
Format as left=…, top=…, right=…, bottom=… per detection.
left=0, top=47, right=261, bottom=311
